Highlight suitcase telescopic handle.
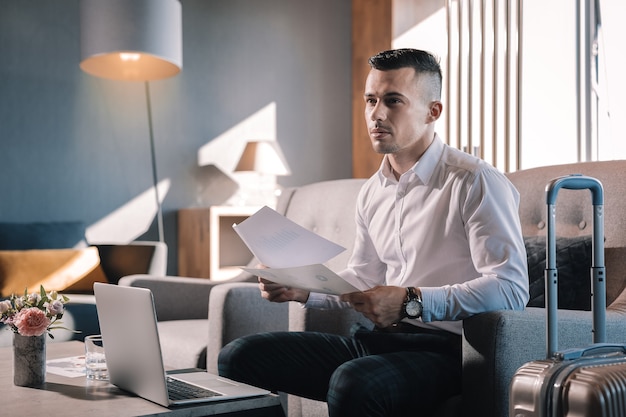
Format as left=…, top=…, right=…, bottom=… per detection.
left=544, top=174, right=606, bottom=358
left=545, top=174, right=604, bottom=206
left=555, top=343, right=626, bottom=361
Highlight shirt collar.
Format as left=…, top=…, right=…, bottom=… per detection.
left=376, top=133, right=445, bottom=186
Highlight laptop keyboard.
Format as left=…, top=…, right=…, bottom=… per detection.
left=166, top=376, right=223, bottom=401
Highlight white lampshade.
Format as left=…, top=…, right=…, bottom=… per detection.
left=79, top=0, right=182, bottom=81
left=234, top=141, right=292, bottom=176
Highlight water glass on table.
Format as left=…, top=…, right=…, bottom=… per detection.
left=84, top=335, right=108, bottom=380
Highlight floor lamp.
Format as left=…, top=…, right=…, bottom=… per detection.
left=78, top=0, right=183, bottom=242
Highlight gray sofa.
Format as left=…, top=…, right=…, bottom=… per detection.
left=120, top=160, right=626, bottom=417
left=0, top=238, right=167, bottom=346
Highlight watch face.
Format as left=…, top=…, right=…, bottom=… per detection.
left=405, top=299, right=422, bottom=318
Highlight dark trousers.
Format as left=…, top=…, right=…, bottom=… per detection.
left=218, top=324, right=461, bottom=417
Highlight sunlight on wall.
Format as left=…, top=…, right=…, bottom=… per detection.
left=598, top=1, right=626, bottom=160
left=393, top=7, right=448, bottom=55
left=197, top=102, right=281, bottom=206
left=393, top=7, right=449, bottom=143
left=85, top=179, right=171, bottom=243
left=521, top=0, right=578, bottom=168
left=197, top=102, right=277, bottom=170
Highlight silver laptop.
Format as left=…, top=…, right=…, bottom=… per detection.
left=93, top=282, right=269, bottom=407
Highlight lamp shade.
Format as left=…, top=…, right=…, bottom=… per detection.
left=234, top=141, right=292, bottom=176
left=79, top=0, right=182, bottom=81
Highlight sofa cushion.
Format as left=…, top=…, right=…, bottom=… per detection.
left=0, top=247, right=108, bottom=297
left=157, top=320, right=209, bottom=369
left=525, top=235, right=592, bottom=310
left=0, top=221, right=87, bottom=250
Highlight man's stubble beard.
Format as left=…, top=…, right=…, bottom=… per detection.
left=373, top=141, right=400, bottom=154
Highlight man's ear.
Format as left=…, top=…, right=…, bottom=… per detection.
left=428, top=101, right=443, bottom=122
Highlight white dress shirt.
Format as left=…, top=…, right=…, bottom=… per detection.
left=306, top=134, right=529, bottom=335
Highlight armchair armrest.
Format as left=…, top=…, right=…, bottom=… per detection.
left=118, top=274, right=219, bottom=321
left=206, top=283, right=289, bottom=374
left=462, top=307, right=626, bottom=417
left=288, top=304, right=373, bottom=335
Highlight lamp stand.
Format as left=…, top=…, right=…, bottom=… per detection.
left=144, top=81, right=164, bottom=242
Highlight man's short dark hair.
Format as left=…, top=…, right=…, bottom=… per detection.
left=368, top=49, right=442, bottom=100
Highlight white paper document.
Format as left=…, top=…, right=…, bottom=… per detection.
left=242, top=264, right=359, bottom=296
left=46, top=355, right=86, bottom=378
left=233, top=206, right=360, bottom=295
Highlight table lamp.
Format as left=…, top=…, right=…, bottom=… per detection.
left=234, top=140, right=291, bottom=206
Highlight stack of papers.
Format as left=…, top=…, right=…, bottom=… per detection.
left=46, top=356, right=86, bottom=378
left=233, top=206, right=360, bottom=295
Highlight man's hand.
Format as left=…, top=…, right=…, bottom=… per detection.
left=259, top=277, right=310, bottom=304
left=340, top=286, right=407, bottom=328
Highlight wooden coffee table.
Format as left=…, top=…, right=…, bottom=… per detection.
left=0, top=341, right=283, bottom=417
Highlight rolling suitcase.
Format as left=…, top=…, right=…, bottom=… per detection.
left=509, top=174, right=626, bottom=417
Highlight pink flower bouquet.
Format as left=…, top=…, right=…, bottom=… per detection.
left=0, top=286, right=71, bottom=338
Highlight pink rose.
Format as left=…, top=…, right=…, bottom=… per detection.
left=14, top=308, right=51, bottom=337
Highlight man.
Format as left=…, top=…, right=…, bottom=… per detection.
left=218, top=48, right=529, bottom=416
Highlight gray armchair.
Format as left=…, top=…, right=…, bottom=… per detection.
left=119, top=178, right=366, bottom=372
left=463, top=299, right=626, bottom=417
left=121, top=160, right=626, bottom=417
left=460, top=160, right=626, bottom=417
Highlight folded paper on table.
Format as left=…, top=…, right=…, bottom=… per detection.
left=234, top=206, right=360, bottom=295
left=243, top=264, right=360, bottom=296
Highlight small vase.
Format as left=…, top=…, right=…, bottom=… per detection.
left=13, top=333, right=46, bottom=387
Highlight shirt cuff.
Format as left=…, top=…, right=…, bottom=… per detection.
left=419, top=287, right=447, bottom=322
left=303, top=291, right=329, bottom=308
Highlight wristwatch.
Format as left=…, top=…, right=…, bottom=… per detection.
left=403, top=287, right=423, bottom=319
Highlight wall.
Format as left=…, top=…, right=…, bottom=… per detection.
left=0, top=0, right=352, bottom=274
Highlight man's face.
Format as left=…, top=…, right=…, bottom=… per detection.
left=363, top=67, right=438, bottom=155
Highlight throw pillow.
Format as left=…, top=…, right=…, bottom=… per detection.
left=0, top=247, right=108, bottom=297
left=525, top=235, right=592, bottom=310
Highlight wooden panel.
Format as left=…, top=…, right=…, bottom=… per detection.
left=177, top=208, right=211, bottom=278
left=177, top=206, right=259, bottom=280
left=351, top=0, right=392, bottom=178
